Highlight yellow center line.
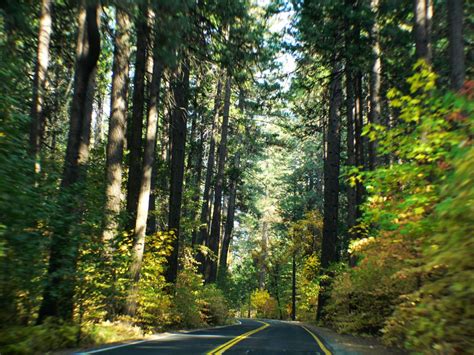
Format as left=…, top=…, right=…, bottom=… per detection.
left=207, top=321, right=270, bottom=355
left=301, top=325, right=332, bottom=355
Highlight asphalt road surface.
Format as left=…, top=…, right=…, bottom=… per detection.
left=77, top=319, right=332, bottom=355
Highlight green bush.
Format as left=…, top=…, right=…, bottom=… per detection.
left=251, top=289, right=278, bottom=318
left=172, top=267, right=205, bottom=329
left=296, top=254, right=320, bottom=321
left=0, top=319, right=146, bottom=355
left=170, top=249, right=229, bottom=329
left=199, top=284, right=229, bottom=326
left=326, top=67, right=474, bottom=353
left=383, top=141, right=474, bottom=353
left=325, top=237, right=418, bottom=334
left=0, top=319, right=79, bottom=354
left=81, top=321, right=143, bottom=346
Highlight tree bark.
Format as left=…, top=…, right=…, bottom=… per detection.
left=320, top=66, right=342, bottom=269
left=258, top=220, right=268, bottom=289
left=414, top=0, right=433, bottom=63
left=196, top=77, right=222, bottom=272
left=191, top=119, right=205, bottom=246
left=346, top=73, right=357, bottom=241
left=354, top=73, right=365, bottom=219
left=165, top=57, right=190, bottom=284
left=126, top=2, right=148, bottom=228
left=368, top=0, right=382, bottom=170
left=206, top=75, right=231, bottom=284
left=447, top=0, right=465, bottom=90
left=219, top=151, right=240, bottom=273
left=102, top=6, right=131, bottom=255
left=291, top=252, right=296, bottom=321
left=317, top=64, right=342, bottom=321
left=344, top=2, right=357, bottom=244
left=30, top=0, right=52, bottom=173
left=37, top=3, right=100, bottom=323
left=273, top=264, right=283, bottom=320
left=126, top=43, right=162, bottom=316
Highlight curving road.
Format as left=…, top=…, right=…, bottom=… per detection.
left=77, top=319, right=332, bottom=355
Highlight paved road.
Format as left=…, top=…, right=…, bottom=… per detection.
left=77, top=319, right=332, bottom=354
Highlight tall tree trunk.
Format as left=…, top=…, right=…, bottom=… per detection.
left=165, top=57, right=190, bottom=284
left=102, top=6, right=131, bottom=256
left=126, top=2, right=148, bottom=228
left=30, top=0, right=52, bottom=173
left=447, top=0, right=465, bottom=90
left=291, top=252, right=296, bottom=321
left=320, top=68, right=342, bottom=268
left=145, top=11, right=160, bottom=236
left=37, top=3, right=100, bottom=323
left=354, top=74, right=365, bottom=219
left=218, top=89, right=244, bottom=275
left=368, top=0, right=382, bottom=170
left=126, top=43, right=162, bottom=316
left=273, top=264, right=283, bottom=320
left=182, top=90, right=199, bottom=244
left=346, top=74, right=357, bottom=241
left=258, top=220, right=268, bottom=289
left=414, top=0, right=433, bottom=63
left=344, top=1, right=357, bottom=244
left=101, top=6, right=130, bottom=317
left=206, top=75, right=231, bottom=284
left=94, top=89, right=105, bottom=145
left=196, top=77, right=223, bottom=272
left=317, top=64, right=342, bottom=321
left=191, top=121, right=205, bottom=246
left=219, top=151, right=239, bottom=273
left=146, top=157, right=158, bottom=234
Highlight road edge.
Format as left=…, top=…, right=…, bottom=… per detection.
left=301, top=322, right=408, bottom=355
left=69, top=318, right=242, bottom=354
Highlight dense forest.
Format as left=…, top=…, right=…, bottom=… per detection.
left=0, top=0, right=472, bottom=353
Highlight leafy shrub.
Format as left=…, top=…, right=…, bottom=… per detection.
left=251, top=289, right=278, bottom=318
left=170, top=248, right=229, bottom=329
left=0, top=318, right=79, bottom=354
left=296, top=254, right=320, bottom=321
left=81, top=320, right=143, bottom=346
left=172, top=266, right=205, bottom=329
left=135, top=231, right=174, bottom=331
left=0, top=319, right=146, bottom=355
left=198, top=284, right=229, bottom=326
left=327, top=66, right=474, bottom=352
left=325, top=235, right=418, bottom=334
left=383, top=136, right=474, bottom=353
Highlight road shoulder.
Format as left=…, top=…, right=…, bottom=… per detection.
left=301, top=323, right=407, bottom=355
left=55, top=319, right=242, bottom=354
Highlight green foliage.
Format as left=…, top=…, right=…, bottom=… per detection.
left=383, top=120, right=474, bottom=353
left=81, top=321, right=143, bottom=347
left=325, top=237, right=418, bottom=334
left=198, top=284, right=230, bottom=326
left=326, top=66, right=474, bottom=351
left=135, top=231, right=174, bottom=331
left=170, top=249, right=229, bottom=329
left=0, top=319, right=79, bottom=355
left=172, top=264, right=206, bottom=329
left=0, top=319, right=143, bottom=355
left=251, top=289, right=278, bottom=318
left=296, top=254, right=320, bottom=321
left=0, top=28, right=53, bottom=326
